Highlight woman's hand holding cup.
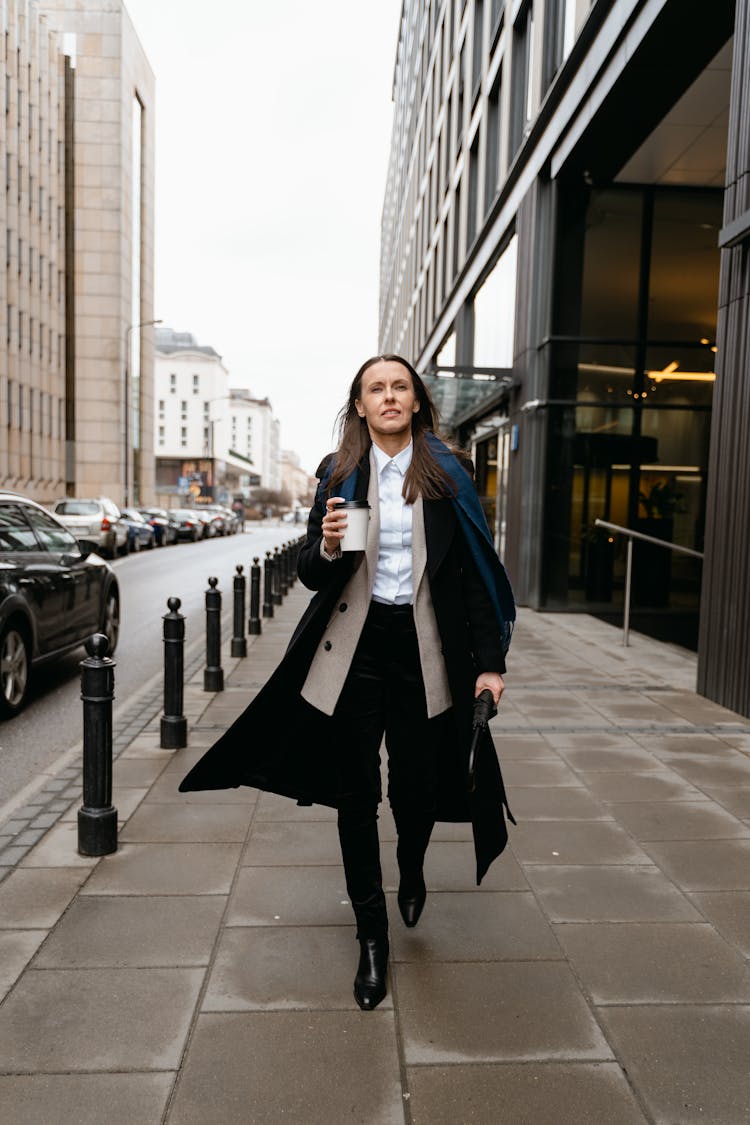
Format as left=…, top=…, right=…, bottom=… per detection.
left=322, top=497, right=347, bottom=555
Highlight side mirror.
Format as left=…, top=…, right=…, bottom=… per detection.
left=77, top=538, right=99, bottom=557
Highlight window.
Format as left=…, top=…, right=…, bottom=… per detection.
left=158, top=426, right=164, bottom=444
left=192, top=373, right=199, bottom=394
left=467, top=134, right=480, bottom=247
left=180, top=400, right=187, bottom=416
left=170, top=373, right=177, bottom=393
left=472, top=0, right=484, bottom=104
left=0, top=505, right=39, bottom=553
left=25, top=507, right=78, bottom=553
left=510, top=1, right=534, bottom=156
left=158, top=399, right=165, bottom=413
left=542, top=0, right=565, bottom=89
left=485, top=69, right=501, bottom=210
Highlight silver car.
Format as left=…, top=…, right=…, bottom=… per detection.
left=51, top=497, right=129, bottom=558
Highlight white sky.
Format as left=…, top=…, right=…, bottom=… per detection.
left=123, top=0, right=403, bottom=475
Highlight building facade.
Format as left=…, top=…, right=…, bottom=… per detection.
left=381, top=0, right=750, bottom=712
left=154, top=327, right=281, bottom=505
left=1, top=0, right=68, bottom=500
left=280, top=448, right=314, bottom=508
left=1, top=0, right=155, bottom=506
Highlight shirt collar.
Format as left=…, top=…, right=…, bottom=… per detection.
left=372, top=439, right=413, bottom=478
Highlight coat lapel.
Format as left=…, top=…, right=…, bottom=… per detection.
left=364, top=447, right=380, bottom=591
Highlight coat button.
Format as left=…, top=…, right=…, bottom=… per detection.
left=339, top=602, right=347, bottom=612
left=324, top=640, right=332, bottom=651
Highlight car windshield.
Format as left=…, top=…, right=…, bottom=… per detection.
left=55, top=500, right=99, bottom=515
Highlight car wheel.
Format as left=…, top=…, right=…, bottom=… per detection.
left=147, top=534, right=155, bottom=549
left=101, top=591, right=120, bottom=655
left=0, top=624, right=31, bottom=718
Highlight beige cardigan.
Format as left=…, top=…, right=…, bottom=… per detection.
left=300, top=447, right=452, bottom=718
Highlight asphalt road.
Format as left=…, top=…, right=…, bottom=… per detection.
left=0, top=525, right=298, bottom=813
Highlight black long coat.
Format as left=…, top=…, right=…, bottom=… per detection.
left=179, top=457, right=514, bottom=883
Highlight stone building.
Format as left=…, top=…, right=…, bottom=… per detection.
left=1, top=0, right=155, bottom=506
left=154, top=327, right=281, bottom=505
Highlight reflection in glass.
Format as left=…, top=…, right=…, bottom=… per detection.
left=649, top=192, right=723, bottom=340
left=579, top=189, right=642, bottom=338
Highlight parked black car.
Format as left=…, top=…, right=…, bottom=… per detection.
left=0, top=492, right=120, bottom=717
left=171, top=510, right=204, bottom=542
left=139, top=507, right=179, bottom=546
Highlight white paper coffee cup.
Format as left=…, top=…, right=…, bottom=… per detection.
left=334, top=500, right=370, bottom=552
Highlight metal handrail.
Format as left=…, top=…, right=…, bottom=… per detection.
left=594, top=518, right=704, bottom=647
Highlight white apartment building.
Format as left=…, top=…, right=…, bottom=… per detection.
left=154, top=327, right=280, bottom=503
left=227, top=389, right=281, bottom=493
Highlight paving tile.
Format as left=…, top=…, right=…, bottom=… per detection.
left=0, top=967, right=203, bottom=1072
left=35, top=896, right=226, bottom=968
left=406, top=1063, right=647, bottom=1124
left=524, top=865, right=700, bottom=922
left=643, top=839, right=750, bottom=890
left=579, top=770, right=704, bottom=802
left=396, top=961, right=612, bottom=1063
left=0, top=931, right=47, bottom=1000
left=80, top=843, right=242, bottom=896
left=0, top=1073, right=174, bottom=1125
left=146, top=766, right=258, bottom=804
left=0, top=867, right=87, bottom=929
left=120, top=802, right=254, bottom=843
left=507, top=787, right=610, bottom=820
left=491, top=735, right=558, bottom=760
left=226, top=866, right=353, bottom=927
left=702, top=785, right=750, bottom=818
left=389, top=891, right=560, bottom=962
left=599, top=1005, right=750, bottom=1124
left=202, top=925, right=383, bottom=1011
left=668, top=756, right=750, bottom=788
left=411, top=840, right=528, bottom=892
left=20, top=823, right=99, bottom=869
left=544, top=732, right=644, bottom=751
left=557, top=745, right=661, bottom=772
left=253, top=791, right=337, bottom=821
left=503, top=760, right=583, bottom=787
left=553, top=922, right=750, bottom=1003
left=112, top=760, right=172, bottom=789
left=168, top=1011, right=402, bottom=1125
left=242, top=820, right=342, bottom=866
left=608, top=801, right=750, bottom=841
left=0, top=844, right=31, bottom=865
left=692, top=892, right=750, bottom=957
left=511, top=819, right=651, bottom=865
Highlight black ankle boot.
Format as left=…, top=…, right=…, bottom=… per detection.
left=397, top=874, right=427, bottom=927
left=353, top=935, right=389, bottom=1011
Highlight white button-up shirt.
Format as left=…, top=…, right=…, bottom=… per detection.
left=371, top=440, right=414, bottom=605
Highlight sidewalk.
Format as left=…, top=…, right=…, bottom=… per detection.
left=0, top=587, right=749, bottom=1123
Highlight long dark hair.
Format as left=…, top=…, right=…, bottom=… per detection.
left=327, top=354, right=466, bottom=503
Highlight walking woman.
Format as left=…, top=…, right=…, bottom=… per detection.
left=180, top=355, right=515, bottom=1011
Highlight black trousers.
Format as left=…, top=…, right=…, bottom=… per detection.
left=333, top=601, right=437, bottom=938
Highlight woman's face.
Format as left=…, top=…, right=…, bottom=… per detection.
left=355, top=360, right=420, bottom=444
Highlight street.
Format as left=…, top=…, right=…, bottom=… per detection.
left=0, top=526, right=297, bottom=816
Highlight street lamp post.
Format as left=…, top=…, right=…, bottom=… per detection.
left=124, top=317, right=162, bottom=506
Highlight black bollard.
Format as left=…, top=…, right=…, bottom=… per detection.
left=78, top=633, right=118, bottom=856
left=231, top=565, right=247, bottom=658
left=279, top=542, right=290, bottom=597
left=161, top=597, right=187, bottom=749
left=262, top=551, right=274, bottom=618
left=204, top=576, right=224, bottom=692
left=249, top=556, right=262, bottom=635
left=272, top=547, right=283, bottom=605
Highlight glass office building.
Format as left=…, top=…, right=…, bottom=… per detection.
left=380, top=0, right=750, bottom=713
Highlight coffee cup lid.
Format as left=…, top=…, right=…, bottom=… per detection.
left=333, top=500, right=370, bottom=510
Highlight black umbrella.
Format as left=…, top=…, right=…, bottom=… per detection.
left=467, top=688, right=497, bottom=793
